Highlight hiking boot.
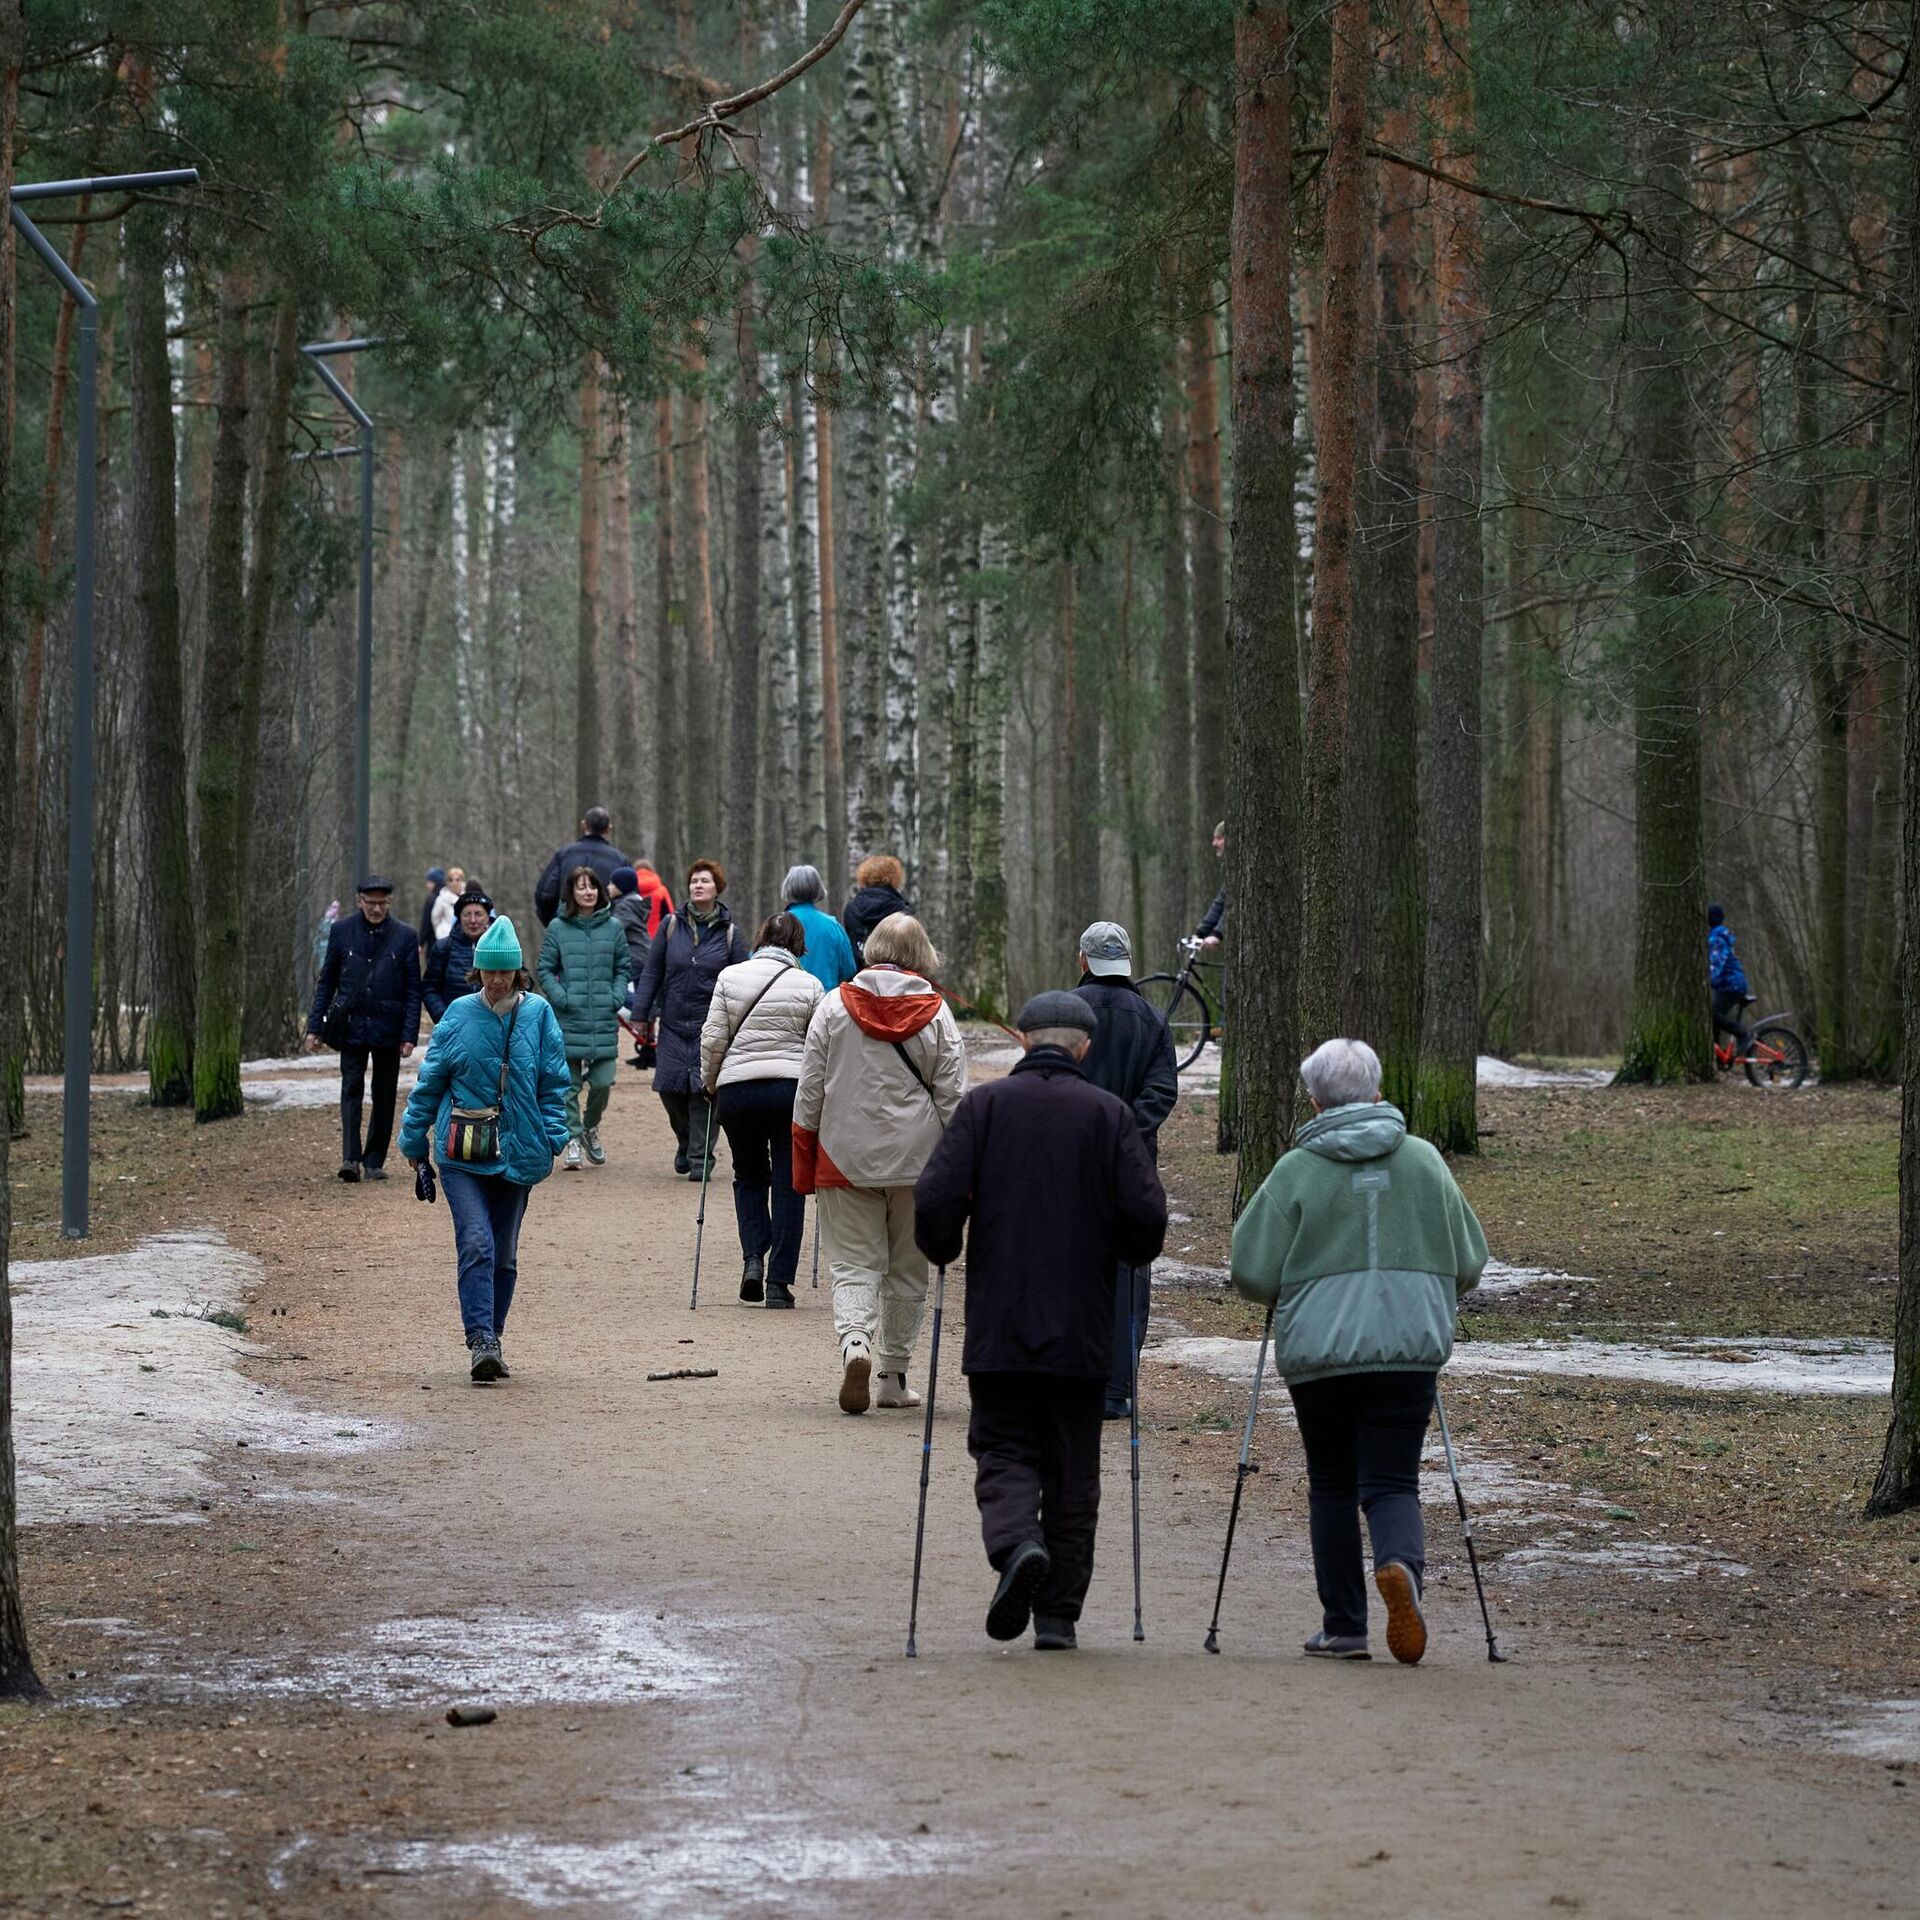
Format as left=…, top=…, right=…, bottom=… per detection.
left=764, top=1281, right=795, bottom=1309
left=468, top=1333, right=504, bottom=1384
left=583, top=1128, right=606, bottom=1167
left=362, top=1163, right=389, bottom=1182
left=986, top=1539, right=1051, bottom=1643
left=838, top=1340, right=873, bottom=1416
left=494, top=1343, right=511, bottom=1380
left=337, top=1160, right=361, bottom=1184
left=1374, top=1560, right=1427, bottom=1667
left=740, top=1256, right=765, bottom=1305
left=1303, top=1631, right=1371, bottom=1660
left=1033, top=1615, right=1077, bottom=1652
left=674, top=1147, right=690, bottom=1176
left=563, top=1139, right=584, bottom=1171
left=874, top=1372, right=922, bottom=1409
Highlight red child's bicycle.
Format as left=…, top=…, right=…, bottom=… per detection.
left=1716, top=997, right=1811, bottom=1090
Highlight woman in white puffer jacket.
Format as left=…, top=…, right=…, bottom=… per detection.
left=699, top=912, right=825, bottom=1308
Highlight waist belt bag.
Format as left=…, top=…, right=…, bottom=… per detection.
left=444, top=997, right=522, bottom=1164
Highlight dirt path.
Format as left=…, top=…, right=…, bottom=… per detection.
left=7, top=1075, right=1919, bottom=1917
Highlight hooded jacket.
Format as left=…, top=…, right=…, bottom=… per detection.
left=788, top=901, right=859, bottom=992
left=537, top=906, right=632, bottom=1063
left=533, top=831, right=631, bottom=926
left=1230, top=1102, right=1488, bottom=1385
left=791, top=966, right=965, bottom=1191
left=1708, top=923, right=1748, bottom=997
left=422, top=926, right=483, bottom=1022
left=699, top=948, right=825, bottom=1090
left=399, top=990, right=571, bottom=1184
left=841, top=882, right=914, bottom=961
left=632, top=905, right=749, bottom=1095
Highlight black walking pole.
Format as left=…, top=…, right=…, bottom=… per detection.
left=904, top=1262, right=949, bottom=1659
left=1129, top=1271, right=1145, bottom=1643
left=1434, top=1382, right=1509, bottom=1664
left=1203, top=1301, right=1275, bottom=1654
left=811, top=1207, right=821, bottom=1289
left=689, top=1095, right=717, bottom=1311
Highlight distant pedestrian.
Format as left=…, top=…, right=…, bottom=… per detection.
left=781, top=864, right=858, bottom=992
left=1074, top=921, right=1179, bottom=1420
left=312, top=899, right=340, bottom=975
left=841, top=853, right=914, bottom=964
left=607, top=866, right=654, bottom=990
left=1230, top=1038, right=1488, bottom=1665
left=401, top=915, right=571, bottom=1384
left=305, top=875, right=422, bottom=1183
left=417, top=868, right=449, bottom=962
left=629, top=860, right=676, bottom=940
left=533, top=806, right=631, bottom=926
left=793, top=913, right=965, bottom=1416
left=632, top=858, right=748, bottom=1179
left=538, top=866, right=632, bottom=1170
left=914, top=991, right=1168, bottom=1650
left=423, top=888, right=494, bottom=1023
left=1195, top=821, right=1227, bottom=947
left=699, top=912, right=824, bottom=1308
left=436, top=868, right=468, bottom=942
left=1707, top=903, right=1752, bottom=1057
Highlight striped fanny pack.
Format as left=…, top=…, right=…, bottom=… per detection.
left=443, top=996, right=521, bottom=1164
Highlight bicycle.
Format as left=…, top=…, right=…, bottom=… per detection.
left=1137, top=937, right=1220, bottom=1072
left=1714, top=997, right=1810, bottom=1090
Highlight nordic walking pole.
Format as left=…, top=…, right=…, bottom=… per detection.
left=1129, top=1268, right=1145, bottom=1643
left=1203, top=1301, right=1275, bottom=1654
left=1434, top=1382, right=1509, bottom=1664
left=811, top=1207, right=820, bottom=1289
left=905, top=1262, right=949, bottom=1659
left=689, top=1095, right=716, bottom=1312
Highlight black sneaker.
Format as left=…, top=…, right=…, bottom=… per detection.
left=362, top=1164, right=389, bottom=1182
left=674, top=1148, right=690, bottom=1176
left=468, top=1334, right=504, bottom=1384
left=764, top=1281, right=795, bottom=1309
left=739, top=1256, right=765, bottom=1304
left=337, top=1160, right=361, bottom=1184
left=986, top=1539, right=1050, bottom=1643
left=1033, top=1615, right=1077, bottom=1651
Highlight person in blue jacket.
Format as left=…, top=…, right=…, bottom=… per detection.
left=422, top=888, right=494, bottom=1022
left=1707, top=902, right=1751, bottom=1057
left=401, top=916, right=571, bottom=1384
left=781, top=863, right=859, bottom=991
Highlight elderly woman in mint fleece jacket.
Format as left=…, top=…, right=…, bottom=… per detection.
left=1231, top=1037, right=1487, bottom=1667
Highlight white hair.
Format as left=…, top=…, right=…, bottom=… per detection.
left=1024, top=1028, right=1092, bottom=1056
left=782, top=863, right=826, bottom=906
left=1299, top=1037, right=1383, bottom=1109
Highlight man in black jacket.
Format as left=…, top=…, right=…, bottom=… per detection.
left=533, top=806, right=630, bottom=926
left=305, top=877, right=422, bottom=1182
left=1075, top=922, right=1179, bottom=1420
left=915, top=991, right=1167, bottom=1651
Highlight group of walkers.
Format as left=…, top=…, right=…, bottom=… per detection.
left=313, top=807, right=1491, bottom=1664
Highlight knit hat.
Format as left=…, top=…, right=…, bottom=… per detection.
left=426, top=866, right=447, bottom=886
left=1707, top=902, right=1725, bottom=929
left=456, top=886, right=494, bottom=914
left=1078, top=921, right=1132, bottom=979
left=1016, top=990, right=1097, bottom=1036
left=609, top=866, right=639, bottom=897
left=473, top=915, right=522, bottom=969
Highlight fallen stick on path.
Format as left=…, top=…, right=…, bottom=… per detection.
left=646, top=1367, right=719, bottom=1382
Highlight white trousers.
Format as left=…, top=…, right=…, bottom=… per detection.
left=819, top=1184, right=929, bottom=1374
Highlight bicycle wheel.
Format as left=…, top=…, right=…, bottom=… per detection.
left=1744, top=1023, right=1809, bottom=1090
left=1137, top=973, right=1211, bottom=1071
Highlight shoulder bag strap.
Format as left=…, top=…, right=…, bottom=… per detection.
left=495, top=995, right=523, bottom=1108
left=891, top=1034, right=948, bottom=1132
left=714, top=963, right=791, bottom=1078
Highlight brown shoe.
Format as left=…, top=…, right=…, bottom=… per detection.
left=1375, top=1560, right=1427, bottom=1666
left=838, top=1341, right=872, bottom=1416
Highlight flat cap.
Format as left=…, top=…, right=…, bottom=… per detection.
left=357, top=874, right=395, bottom=895
left=1015, top=990, right=1098, bottom=1036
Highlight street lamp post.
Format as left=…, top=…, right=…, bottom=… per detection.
left=11, top=167, right=200, bottom=1241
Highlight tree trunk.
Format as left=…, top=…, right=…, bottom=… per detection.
left=1416, top=0, right=1486, bottom=1149
left=729, top=289, right=765, bottom=912
left=681, top=373, right=720, bottom=854
left=606, top=392, right=643, bottom=855
left=125, top=200, right=198, bottom=1106
left=1298, top=0, right=1371, bottom=1055
left=812, top=114, right=849, bottom=902
left=1063, top=563, right=1099, bottom=945
left=576, top=351, right=604, bottom=815
left=193, top=278, right=254, bottom=1122
left=653, top=395, right=681, bottom=880
left=1158, top=378, right=1193, bottom=955
left=1187, top=314, right=1227, bottom=852
left=389, top=439, right=454, bottom=846
left=1226, top=0, right=1302, bottom=1188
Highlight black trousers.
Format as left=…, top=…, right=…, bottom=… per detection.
left=717, top=1078, right=804, bottom=1289
left=659, top=1090, right=719, bottom=1166
left=1711, top=989, right=1751, bottom=1053
left=967, top=1373, right=1105, bottom=1623
left=1105, top=1263, right=1151, bottom=1410
left=340, top=1043, right=401, bottom=1169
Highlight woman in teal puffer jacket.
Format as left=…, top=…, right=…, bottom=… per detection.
left=538, top=865, right=632, bottom=1170
left=401, top=915, right=571, bottom=1383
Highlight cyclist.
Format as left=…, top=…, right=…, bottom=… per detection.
left=1195, top=820, right=1226, bottom=947
left=1708, top=903, right=1751, bottom=1058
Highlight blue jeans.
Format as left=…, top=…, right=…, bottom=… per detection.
left=441, top=1164, right=531, bottom=1342
left=716, top=1077, right=805, bottom=1289
left=1287, top=1370, right=1436, bottom=1639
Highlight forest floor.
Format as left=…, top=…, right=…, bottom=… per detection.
left=3, top=1047, right=1918, bottom=1916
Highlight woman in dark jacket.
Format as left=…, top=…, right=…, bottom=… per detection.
left=842, top=853, right=914, bottom=963
left=423, top=889, right=494, bottom=1022
left=633, top=857, right=748, bottom=1178
left=537, top=866, right=632, bottom=1170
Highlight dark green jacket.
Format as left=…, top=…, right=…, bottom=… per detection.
left=1230, top=1103, right=1487, bottom=1384
left=537, top=906, right=631, bottom=1063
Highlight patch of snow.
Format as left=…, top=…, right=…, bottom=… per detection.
left=10, top=1228, right=396, bottom=1526
left=1476, top=1259, right=1594, bottom=1296
left=241, top=1071, right=417, bottom=1111
left=240, top=1052, right=339, bottom=1074
left=1477, top=1055, right=1613, bottom=1089
left=1823, top=1699, right=1920, bottom=1762
left=1152, top=1259, right=1230, bottom=1291
left=1501, top=1532, right=1749, bottom=1582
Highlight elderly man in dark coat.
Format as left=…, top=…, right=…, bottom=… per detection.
left=914, top=991, right=1168, bottom=1651
left=533, top=806, right=631, bottom=926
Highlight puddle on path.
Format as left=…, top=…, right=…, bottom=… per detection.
left=10, top=1229, right=397, bottom=1525
left=1822, top=1699, right=1920, bottom=1762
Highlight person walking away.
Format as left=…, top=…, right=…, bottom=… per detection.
left=633, top=858, right=748, bottom=1178
left=1230, top=1038, right=1488, bottom=1664
left=1707, top=903, right=1752, bottom=1058
left=401, top=915, right=571, bottom=1383
left=1195, top=821, right=1227, bottom=947
left=1074, top=921, right=1179, bottom=1419
left=436, top=868, right=467, bottom=941
left=914, top=992, right=1168, bottom=1650
left=538, top=866, right=632, bottom=1169
left=630, top=859, right=676, bottom=939
left=423, top=888, right=494, bottom=1023
left=533, top=805, right=631, bottom=925
left=841, top=853, right=914, bottom=964
left=608, top=866, right=655, bottom=987
left=700, top=912, right=824, bottom=1307
left=417, top=868, right=448, bottom=968
left=793, top=913, right=966, bottom=1414
left=781, top=863, right=859, bottom=991
left=306, top=876, right=422, bottom=1183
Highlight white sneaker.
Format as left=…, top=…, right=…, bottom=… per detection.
left=838, top=1340, right=872, bottom=1416
left=874, top=1371, right=922, bottom=1409
left=563, top=1139, right=584, bottom=1170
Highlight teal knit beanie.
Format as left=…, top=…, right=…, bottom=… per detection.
left=473, top=914, right=522, bottom=970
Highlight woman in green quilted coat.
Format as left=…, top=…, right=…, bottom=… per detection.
left=537, top=865, right=632, bottom=1169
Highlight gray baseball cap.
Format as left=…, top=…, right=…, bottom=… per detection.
left=1078, top=920, right=1133, bottom=979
